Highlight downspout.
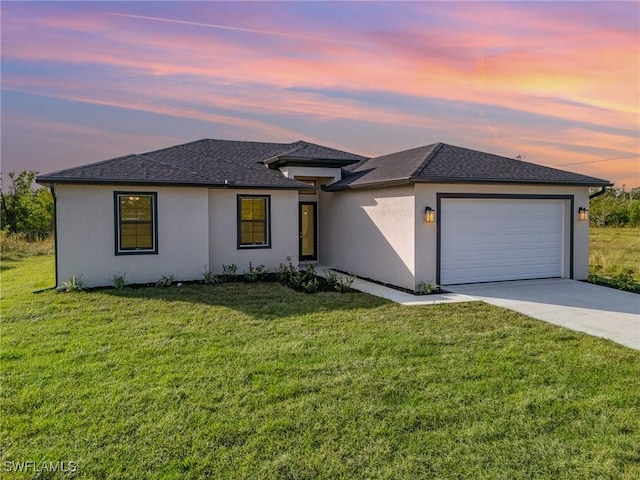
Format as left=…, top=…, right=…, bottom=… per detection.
left=49, top=183, right=59, bottom=289
left=589, top=186, right=608, bottom=199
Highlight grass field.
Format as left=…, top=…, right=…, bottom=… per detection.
left=589, top=227, right=640, bottom=291
left=1, top=254, right=639, bottom=479
left=590, top=227, right=640, bottom=278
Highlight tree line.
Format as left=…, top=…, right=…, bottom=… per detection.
left=1, top=171, right=54, bottom=240
left=589, top=187, right=640, bottom=227
left=0, top=171, right=639, bottom=241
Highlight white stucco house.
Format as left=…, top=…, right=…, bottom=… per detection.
left=36, top=139, right=611, bottom=290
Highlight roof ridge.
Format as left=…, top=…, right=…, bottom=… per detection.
left=261, top=143, right=307, bottom=164
left=411, top=143, right=444, bottom=178
left=293, top=140, right=369, bottom=159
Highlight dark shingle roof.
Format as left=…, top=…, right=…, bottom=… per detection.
left=36, top=139, right=366, bottom=189
left=327, top=143, right=611, bottom=190
left=37, top=138, right=611, bottom=190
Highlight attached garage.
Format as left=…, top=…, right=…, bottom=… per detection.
left=438, top=195, right=570, bottom=285
left=325, top=142, right=609, bottom=291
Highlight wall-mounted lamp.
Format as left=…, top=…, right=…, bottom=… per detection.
left=424, top=206, right=436, bottom=223
left=578, top=207, right=589, bottom=221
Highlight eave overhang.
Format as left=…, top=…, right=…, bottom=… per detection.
left=323, top=176, right=613, bottom=191
left=264, top=155, right=362, bottom=169
left=35, top=177, right=316, bottom=190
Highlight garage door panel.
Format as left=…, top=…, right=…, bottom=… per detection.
left=440, top=199, right=564, bottom=285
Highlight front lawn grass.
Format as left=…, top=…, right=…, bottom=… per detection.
left=2, top=256, right=639, bottom=479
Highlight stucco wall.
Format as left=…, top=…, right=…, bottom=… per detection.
left=320, top=185, right=416, bottom=290
left=208, top=189, right=299, bottom=273
left=414, top=183, right=591, bottom=285
left=55, top=184, right=209, bottom=287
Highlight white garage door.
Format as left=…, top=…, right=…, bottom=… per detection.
left=440, top=198, right=564, bottom=285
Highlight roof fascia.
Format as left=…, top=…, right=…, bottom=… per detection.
left=323, top=176, right=612, bottom=191
left=410, top=177, right=613, bottom=187
left=323, top=178, right=412, bottom=191
left=35, top=178, right=316, bottom=190
left=264, top=156, right=362, bottom=169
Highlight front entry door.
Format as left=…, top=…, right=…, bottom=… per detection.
left=299, top=202, right=317, bottom=261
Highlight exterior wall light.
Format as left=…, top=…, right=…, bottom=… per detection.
left=578, top=207, right=589, bottom=221
left=424, top=206, right=436, bottom=223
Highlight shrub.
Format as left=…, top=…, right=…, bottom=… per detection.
left=416, top=280, right=440, bottom=295
left=325, top=270, right=355, bottom=293
left=156, top=274, right=175, bottom=288
left=588, top=265, right=638, bottom=292
left=277, top=263, right=319, bottom=293
left=202, top=269, right=220, bottom=285
left=221, top=264, right=239, bottom=282
left=60, top=276, right=84, bottom=292
left=277, top=262, right=299, bottom=285
left=111, top=272, right=127, bottom=290
left=608, top=269, right=638, bottom=291
left=302, top=277, right=320, bottom=294
left=244, top=262, right=268, bottom=283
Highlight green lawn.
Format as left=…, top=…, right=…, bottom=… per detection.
left=1, top=256, right=639, bottom=479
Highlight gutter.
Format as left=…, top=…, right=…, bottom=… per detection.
left=35, top=178, right=314, bottom=190
left=589, top=186, right=608, bottom=199
left=49, top=183, right=59, bottom=289
left=324, top=176, right=611, bottom=192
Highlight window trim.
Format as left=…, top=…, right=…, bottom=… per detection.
left=237, top=194, right=271, bottom=249
left=114, top=191, right=158, bottom=255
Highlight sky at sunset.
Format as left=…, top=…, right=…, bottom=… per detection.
left=1, top=1, right=639, bottom=187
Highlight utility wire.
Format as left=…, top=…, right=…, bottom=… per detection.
left=552, top=154, right=639, bottom=167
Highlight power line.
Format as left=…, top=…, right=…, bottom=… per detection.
left=552, top=154, right=639, bottom=167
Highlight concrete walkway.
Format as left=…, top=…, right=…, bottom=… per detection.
left=449, top=279, right=640, bottom=350
left=315, top=265, right=476, bottom=306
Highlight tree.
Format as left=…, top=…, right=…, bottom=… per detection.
left=0, top=170, right=54, bottom=239
left=589, top=186, right=640, bottom=227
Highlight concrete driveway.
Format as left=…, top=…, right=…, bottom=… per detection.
left=449, top=279, right=640, bottom=350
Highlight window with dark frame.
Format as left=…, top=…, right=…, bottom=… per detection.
left=237, top=195, right=270, bottom=248
left=115, top=192, right=157, bottom=254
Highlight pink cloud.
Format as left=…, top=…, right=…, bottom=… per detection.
left=2, top=2, right=638, bottom=186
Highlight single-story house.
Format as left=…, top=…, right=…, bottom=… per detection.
left=36, top=139, right=611, bottom=290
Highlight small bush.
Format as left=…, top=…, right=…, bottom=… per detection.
left=325, top=271, right=355, bottom=293
left=202, top=269, right=220, bottom=285
left=111, top=272, right=127, bottom=290
left=156, top=274, right=175, bottom=288
left=303, top=277, right=320, bottom=294
left=221, top=264, right=239, bottom=282
left=277, top=262, right=299, bottom=285
left=277, top=263, right=320, bottom=293
left=608, top=269, right=638, bottom=291
left=244, top=262, right=268, bottom=283
left=60, top=276, right=84, bottom=292
left=588, top=265, right=638, bottom=292
left=416, top=280, right=440, bottom=295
